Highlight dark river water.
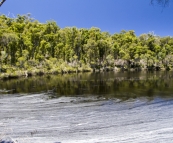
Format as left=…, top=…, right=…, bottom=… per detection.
left=1, top=71, right=173, bottom=143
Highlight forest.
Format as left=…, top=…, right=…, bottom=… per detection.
left=0, top=14, right=173, bottom=79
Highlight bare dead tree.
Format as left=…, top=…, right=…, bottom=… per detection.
left=0, top=0, right=170, bottom=7
left=0, top=0, right=6, bottom=7
left=151, top=0, right=170, bottom=7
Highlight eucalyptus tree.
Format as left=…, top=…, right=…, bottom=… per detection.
left=42, top=21, right=60, bottom=58
left=1, top=14, right=173, bottom=75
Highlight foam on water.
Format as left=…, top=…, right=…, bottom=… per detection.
left=0, top=93, right=173, bottom=143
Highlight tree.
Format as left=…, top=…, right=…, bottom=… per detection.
left=1, top=14, right=173, bottom=75
left=0, top=0, right=6, bottom=7
left=151, top=0, right=170, bottom=7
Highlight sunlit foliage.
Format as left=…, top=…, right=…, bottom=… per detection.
left=0, top=15, right=173, bottom=78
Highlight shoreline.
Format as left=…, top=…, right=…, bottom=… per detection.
left=0, top=65, right=170, bottom=80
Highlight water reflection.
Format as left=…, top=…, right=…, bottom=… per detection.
left=0, top=71, right=173, bottom=100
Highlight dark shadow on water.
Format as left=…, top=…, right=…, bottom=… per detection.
left=1, top=71, right=173, bottom=101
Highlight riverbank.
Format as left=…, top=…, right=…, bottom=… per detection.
left=0, top=64, right=171, bottom=80
left=0, top=65, right=93, bottom=80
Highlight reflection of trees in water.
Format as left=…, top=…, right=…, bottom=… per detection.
left=1, top=72, right=173, bottom=99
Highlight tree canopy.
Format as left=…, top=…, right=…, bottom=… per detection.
left=0, top=14, right=173, bottom=79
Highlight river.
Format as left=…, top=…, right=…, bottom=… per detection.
left=0, top=71, right=173, bottom=143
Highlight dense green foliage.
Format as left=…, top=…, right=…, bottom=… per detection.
left=0, top=14, right=173, bottom=78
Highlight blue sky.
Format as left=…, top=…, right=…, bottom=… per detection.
left=0, top=0, right=173, bottom=36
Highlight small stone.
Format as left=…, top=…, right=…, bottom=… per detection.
left=0, top=137, right=15, bottom=143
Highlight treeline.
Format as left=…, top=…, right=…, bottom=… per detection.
left=0, top=14, right=173, bottom=78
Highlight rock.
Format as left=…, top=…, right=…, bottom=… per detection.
left=0, top=141, right=14, bottom=143
left=0, top=137, right=15, bottom=143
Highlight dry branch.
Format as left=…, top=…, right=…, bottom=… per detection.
left=0, top=0, right=6, bottom=7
